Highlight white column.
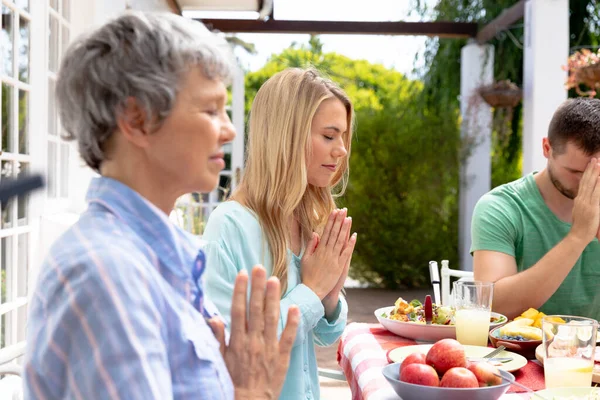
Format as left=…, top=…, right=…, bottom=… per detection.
left=522, top=0, right=569, bottom=174
left=459, top=42, right=494, bottom=271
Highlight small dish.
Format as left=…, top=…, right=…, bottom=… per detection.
left=489, top=326, right=541, bottom=359
left=489, top=312, right=508, bottom=329
left=382, top=362, right=513, bottom=400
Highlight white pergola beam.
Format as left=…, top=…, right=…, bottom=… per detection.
left=522, top=0, right=569, bottom=174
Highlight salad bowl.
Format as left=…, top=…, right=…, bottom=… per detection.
left=375, top=297, right=507, bottom=342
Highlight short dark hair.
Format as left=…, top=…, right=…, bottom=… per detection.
left=548, top=98, right=600, bottom=155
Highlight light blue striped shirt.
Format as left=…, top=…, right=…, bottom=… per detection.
left=24, top=177, right=234, bottom=400
left=203, top=201, right=348, bottom=400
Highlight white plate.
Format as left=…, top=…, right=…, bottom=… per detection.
left=375, top=306, right=507, bottom=342
left=387, top=344, right=528, bottom=373
left=535, top=387, right=600, bottom=398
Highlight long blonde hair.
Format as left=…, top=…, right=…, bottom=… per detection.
left=232, top=68, right=354, bottom=294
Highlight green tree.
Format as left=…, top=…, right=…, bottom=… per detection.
left=245, top=41, right=461, bottom=288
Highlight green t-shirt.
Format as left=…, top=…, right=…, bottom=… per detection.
left=471, top=172, right=600, bottom=320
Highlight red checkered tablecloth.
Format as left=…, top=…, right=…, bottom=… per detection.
left=337, top=323, right=545, bottom=400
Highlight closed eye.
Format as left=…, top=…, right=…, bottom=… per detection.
left=323, top=135, right=334, bottom=141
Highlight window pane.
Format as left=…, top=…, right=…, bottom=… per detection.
left=61, top=26, right=69, bottom=58
left=17, top=233, right=27, bottom=296
left=224, top=152, right=231, bottom=171
left=1, top=6, right=13, bottom=77
left=18, top=16, right=29, bottom=83
left=218, top=175, right=232, bottom=201
left=1, top=161, right=14, bottom=228
left=194, top=206, right=211, bottom=235
left=48, top=15, right=59, bottom=73
left=17, top=232, right=28, bottom=341
left=0, top=235, right=13, bottom=347
left=62, top=0, right=70, bottom=21
left=17, top=162, right=28, bottom=225
left=0, top=237, right=8, bottom=303
left=18, top=89, right=28, bottom=154
left=60, top=143, right=69, bottom=197
left=2, top=83, right=13, bottom=153
left=47, top=142, right=57, bottom=197
left=48, top=79, right=56, bottom=135
left=16, top=0, right=30, bottom=12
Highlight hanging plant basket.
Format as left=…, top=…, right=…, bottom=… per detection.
left=478, top=80, right=522, bottom=108
left=564, top=49, right=600, bottom=97
left=574, top=63, right=600, bottom=92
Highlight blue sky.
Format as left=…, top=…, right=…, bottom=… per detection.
left=185, top=0, right=437, bottom=76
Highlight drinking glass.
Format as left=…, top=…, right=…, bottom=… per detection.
left=542, top=315, right=597, bottom=388
left=453, top=281, right=494, bottom=346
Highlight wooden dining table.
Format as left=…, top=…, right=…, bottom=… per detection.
left=337, top=322, right=548, bottom=400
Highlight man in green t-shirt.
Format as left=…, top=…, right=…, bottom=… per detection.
left=471, top=98, right=600, bottom=320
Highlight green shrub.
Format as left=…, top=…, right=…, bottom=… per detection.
left=340, top=99, right=461, bottom=289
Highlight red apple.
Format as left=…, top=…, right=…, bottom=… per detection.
left=399, top=363, right=440, bottom=387
left=426, top=339, right=467, bottom=376
left=400, top=352, right=427, bottom=371
left=440, top=367, right=479, bottom=388
left=468, top=362, right=503, bottom=387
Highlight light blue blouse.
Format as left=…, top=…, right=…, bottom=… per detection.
left=203, top=201, right=348, bottom=400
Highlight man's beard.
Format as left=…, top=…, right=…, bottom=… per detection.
left=548, top=165, right=577, bottom=200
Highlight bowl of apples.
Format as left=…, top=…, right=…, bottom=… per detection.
left=382, top=339, right=513, bottom=400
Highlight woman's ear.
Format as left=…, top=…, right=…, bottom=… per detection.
left=116, top=97, right=153, bottom=148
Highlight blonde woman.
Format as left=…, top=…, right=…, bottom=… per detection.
left=203, top=67, right=357, bottom=399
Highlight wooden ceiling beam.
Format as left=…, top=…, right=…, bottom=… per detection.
left=168, top=0, right=182, bottom=15
left=194, top=18, right=478, bottom=38
left=476, top=0, right=525, bottom=44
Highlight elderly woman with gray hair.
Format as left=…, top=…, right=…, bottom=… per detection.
left=23, top=11, right=299, bottom=400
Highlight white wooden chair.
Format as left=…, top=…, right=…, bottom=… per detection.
left=429, top=260, right=473, bottom=306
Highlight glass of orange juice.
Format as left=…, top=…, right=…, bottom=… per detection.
left=542, top=315, right=597, bottom=388
left=453, top=281, right=494, bottom=347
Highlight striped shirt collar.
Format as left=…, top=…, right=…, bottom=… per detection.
left=85, top=177, right=199, bottom=290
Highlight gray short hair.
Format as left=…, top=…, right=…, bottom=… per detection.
left=56, top=11, right=234, bottom=172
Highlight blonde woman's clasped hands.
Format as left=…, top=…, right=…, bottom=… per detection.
left=301, top=208, right=357, bottom=302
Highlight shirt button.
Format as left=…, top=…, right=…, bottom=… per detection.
left=303, top=364, right=308, bottom=372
